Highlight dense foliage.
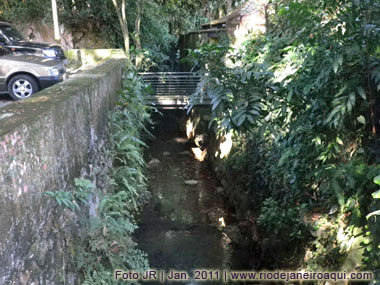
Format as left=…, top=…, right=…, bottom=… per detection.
left=189, top=0, right=380, bottom=273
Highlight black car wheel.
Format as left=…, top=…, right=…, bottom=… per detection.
left=8, top=74, right=39, bottom=100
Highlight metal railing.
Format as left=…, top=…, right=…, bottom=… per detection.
left=140, top=72, right=203, bottom=107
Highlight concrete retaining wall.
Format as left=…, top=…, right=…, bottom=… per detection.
left=65, top=49, right=126, bottom=67
left=0, top=59, right=123, bottom=284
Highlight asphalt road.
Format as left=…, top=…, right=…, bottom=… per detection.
left=0, top=93, right=13, bottom=108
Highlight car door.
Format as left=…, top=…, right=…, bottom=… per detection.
left=0, top=48, right=11, bottom=91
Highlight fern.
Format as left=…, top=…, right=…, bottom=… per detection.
left=45, top=65, right=153, bottom=284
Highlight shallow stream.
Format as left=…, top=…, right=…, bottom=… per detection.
left=135, top=110, right=249, bottom=284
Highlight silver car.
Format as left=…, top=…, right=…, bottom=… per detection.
left=0, top=47, right=65, bottom=100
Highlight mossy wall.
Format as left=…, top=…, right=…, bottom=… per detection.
left=0, top=59, right=123, bottom=284
left=65, top=49, right=126, bottom=67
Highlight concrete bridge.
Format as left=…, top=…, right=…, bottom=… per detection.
left=140, top=72, right=210, bottom=107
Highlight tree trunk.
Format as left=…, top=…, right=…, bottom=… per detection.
left=112, top=0, right=130, bottom=59
left=4, top=0, right=10, bottom=11
left=218, top=7, right=224, bottom=19
left=226, top=0, right=232, bottom=13
left=51, top=0, right=61, bottom=41
left=264, top=4, right=270, bottom=32
left=135, top=0, right=144, bottom=68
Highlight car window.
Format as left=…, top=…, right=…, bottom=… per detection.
left=1, top=26, right=25, bottom=42
left=0, top=47, right=10, bottom=56
left=0, top=35, right=7, bottom=44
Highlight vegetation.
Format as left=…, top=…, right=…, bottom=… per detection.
left=3, top=0, right=380, bottom=279
left=188, top=0, right=380, bottom=275
left=45, top=64, right=153, bottom=284
left=0, top=0, right=244, bottom=70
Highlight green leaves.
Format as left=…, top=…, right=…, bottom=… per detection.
left=372, top=190, right=380, bottom=199
left=191, top=0, right=380, bottom=272
left=44, top=190, right=80, bottom=211
left=187, top=43, right=269, bottom=133
left=44, top=179, right=95, bottom=211
left=356, top=86, right=366, bottom=100
left=373, top=175, right=380, bottom=186
left=357, top=115, right=366, bottom=124
left=333, top=54, right=343, bottom=74
left=79, top=67, right=151, bottom=282
left=45, top=66, right=151, bottom=284
left=366, top=177, right=380, bottom=219
left=371, top=69, right=380, bottom=91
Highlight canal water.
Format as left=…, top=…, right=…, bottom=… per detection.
left=135, top=110, right=249, bottom=284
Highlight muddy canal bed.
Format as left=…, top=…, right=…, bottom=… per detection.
left=135, top=111, right=249, bottom=284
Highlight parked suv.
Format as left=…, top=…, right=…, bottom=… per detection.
left=0, top=22, right=66, bottom=61
left=0, top=47, right=65, bottom=100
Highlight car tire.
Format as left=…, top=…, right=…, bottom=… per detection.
left=8, top=74, right=39, bottom=100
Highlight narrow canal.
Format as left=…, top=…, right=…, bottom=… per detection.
left=135, top=110, right=250, bottom=284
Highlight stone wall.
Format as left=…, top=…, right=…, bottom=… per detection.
left=0, top=59, right=123, bottom=284
left=16, top=22, right=113, bottom=50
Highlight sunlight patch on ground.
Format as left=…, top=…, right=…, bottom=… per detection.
left=174, top=137, right=187, bottom=143
left=191, top=147, right=207, bottom=162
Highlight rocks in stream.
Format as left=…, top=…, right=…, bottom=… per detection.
left=164, top=230, right=191, bottom=240
left=207, top=207, right=227, bottom=225
left=179, top=150, right=191, bottom=156
left=184, top=180, right=199, bottom=186
left=216, top=186, right=225, bottom=195
left=147, top=158, right=160, bottom=168
left=194, top=134, right=208, bottom=147
left=163, top=151, right=171, bottom=157
left=224, top=224, right=242, bottom=245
